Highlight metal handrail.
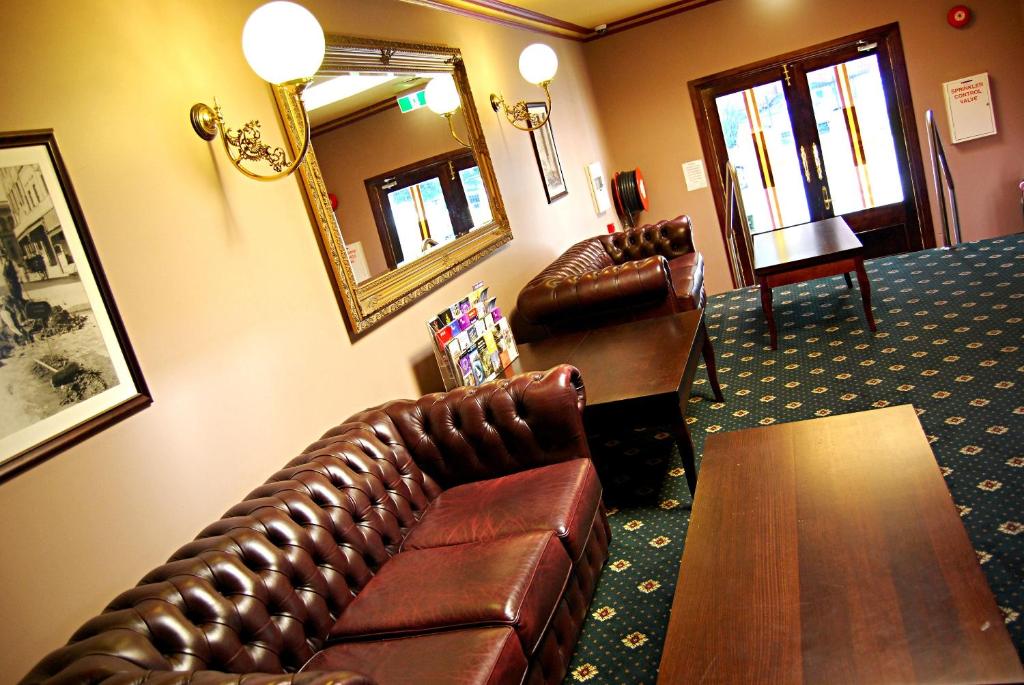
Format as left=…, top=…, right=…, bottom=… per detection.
left=1019, top=180, right=1024, bottom=226
left=724, top=161, right=755, bottom=287
left=925, top=109, right=962, bottom=248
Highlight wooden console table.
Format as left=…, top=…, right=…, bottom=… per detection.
left=753, top=217, right=877, bottom=349
left=657, top=405, right=1022, bottom=683
left=508, top=310, right=723, bottom=496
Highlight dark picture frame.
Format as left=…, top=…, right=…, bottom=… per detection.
left=0, top=129, right=151, bottom=483
left=527, top=103, right=568, bottom=203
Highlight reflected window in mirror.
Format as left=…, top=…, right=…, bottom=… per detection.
left=365, top=148, right=491, bottom=270
left=274, top=37, right=511, bottom=334
left=307, top=72, right=488, bottom=281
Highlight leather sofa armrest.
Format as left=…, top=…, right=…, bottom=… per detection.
left=661, top=215, right=696, bottom=255
left=425, top=364, right=591, bottom=482
left=346, top=365, right=592, bottom=488
left=517, top=256, right=672, bottom=325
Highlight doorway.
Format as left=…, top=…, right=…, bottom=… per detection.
left=364, top=148, right=490, bottom=269
left=690, top=23, right=933, bottom=285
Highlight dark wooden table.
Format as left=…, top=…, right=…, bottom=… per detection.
left=657, top=405, right=1023, bottom=684
left=754, top=216, right=877, bottom=349
left=509, top=310, right=723, bottom=495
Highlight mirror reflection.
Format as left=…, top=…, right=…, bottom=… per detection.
left=304, top=67, right=490, bottom=282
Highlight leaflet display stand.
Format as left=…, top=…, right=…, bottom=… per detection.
left=427, top=282, right=519, bottom=390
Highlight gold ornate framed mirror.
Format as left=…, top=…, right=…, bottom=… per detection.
left=275, top=36, right=511, bottom=334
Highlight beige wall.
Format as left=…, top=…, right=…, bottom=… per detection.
left=5, top=0, right=1022, bottom=678
left=0, top=0, right=616, bottom=678
left=584, top=0, right=1024, bottom=294
left=313, top=102, right=465, bottom=280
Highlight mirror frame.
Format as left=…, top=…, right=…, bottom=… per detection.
left=274, top=35, right=512, bottom=335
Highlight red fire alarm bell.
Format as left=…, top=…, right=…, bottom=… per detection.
left=947, top=5, right=971, bottom=28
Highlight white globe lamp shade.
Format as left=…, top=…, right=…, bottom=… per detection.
left=242, top=1, right=325, bottom=84
left=518, top=43, right=558, bottom=85
left=425, top=75, right=462, bottom=115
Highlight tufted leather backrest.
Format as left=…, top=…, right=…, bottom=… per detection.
left=340, top=365, right=589, bottom=489
left=276, top=425, right=442, bottom=560
left=514, top=237, right=673, bottom=326
left=519, top=238, right=616, bottom=288
left=22, top=424, right=441, bottom=683
left=598, top=215, right=695, bottom=264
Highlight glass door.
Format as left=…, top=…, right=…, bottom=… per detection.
left=365, top=148, right=484, bottom=269
left=715, top=80, right=811, bottom=233
left=385, top=177, right=457, bottom=267
left=796, top=42, right=918, bottom=245
left=691, top=24, right=932, bottom=285
left=805, top=54, right=905, bottom=215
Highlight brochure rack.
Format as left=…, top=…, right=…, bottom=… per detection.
left=427, top=282, right=520, bottom=390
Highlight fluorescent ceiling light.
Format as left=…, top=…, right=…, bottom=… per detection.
left=303, top=73, right=396, bottom=111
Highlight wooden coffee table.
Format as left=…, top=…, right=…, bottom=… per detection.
left=657, top=405, right=1023, bottom=684
left=754, top=216, right=877, bottom=349
left=508, top=310, right=723, bottom=496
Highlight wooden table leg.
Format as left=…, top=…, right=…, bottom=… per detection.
left=700, top=325, right=725, bottom=402
left=844, top=272, right=853, bottom=288
left=668, top=409, right=697, bottom=497
left=759, top=277, right=777, bottom=349
left=854, top=257, right=877, bottom=332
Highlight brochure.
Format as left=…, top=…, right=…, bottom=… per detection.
left=426, top=281, right=521, bottom=389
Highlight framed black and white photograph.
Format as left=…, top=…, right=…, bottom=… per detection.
left=0, top=130, right=150, bottom=482
left=527, top=102, right=568, bottom=203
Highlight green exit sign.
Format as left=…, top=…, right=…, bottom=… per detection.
left=397, top=90, right=428, bottom=113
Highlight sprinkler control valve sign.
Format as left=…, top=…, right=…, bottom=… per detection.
left=942, top=73, right=997, bottom=143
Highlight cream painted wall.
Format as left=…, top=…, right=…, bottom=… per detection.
left=584, top=0, right=1024, bottom=295
left=313, top=102, right=469, bottom=280
left=0, top=0, right=615, bottom=678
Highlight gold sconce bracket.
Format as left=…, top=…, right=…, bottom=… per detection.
left=443, top=112, right=471, bottom=148
left=190, top=79, right=312, bottom=182
left=489, top=81, right=552, bottom=132
left=192, top=1, right=325, bottom=183
left=190, top=103, right=218, bottom=141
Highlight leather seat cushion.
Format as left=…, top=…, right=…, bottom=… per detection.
left=303, top=626, right=526, bottom=685
left=401, top=458, right=601, bottom=561
left=329, top=531, right=570, bottom=654
left=668, top=252, right=705, bottom=310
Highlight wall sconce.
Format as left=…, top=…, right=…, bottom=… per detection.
left=489, top=43, right=559, bottom=132
left=424, top=75, right=470, bottom=148
left=189, top=1, right=325, bottom=181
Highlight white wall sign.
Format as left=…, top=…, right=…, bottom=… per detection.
left=345, top=241, right=370, bottom=282
left=942, top=73, right=997, bottom=143
left=682, top=159, right=708, bottom=191
left=586, top=162, right=611, bottom=214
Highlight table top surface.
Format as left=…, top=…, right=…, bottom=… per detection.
left=509, top=310, right=702, bottom=406
left=753, top=216, right=864, bottom=273
left=658, top=405, right=1023, bottom=684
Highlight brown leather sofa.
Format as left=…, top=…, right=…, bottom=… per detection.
left=22, top=366, right=609, bottom=685
left=515, top=216, right=705, bottom=342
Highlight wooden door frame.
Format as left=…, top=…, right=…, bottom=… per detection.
left=689, top=23, right=934, bottom=288
left=364, top=147, right=476, bottom=269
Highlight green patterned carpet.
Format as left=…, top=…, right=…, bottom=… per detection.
left=564, top=234, right=1023, bottom=683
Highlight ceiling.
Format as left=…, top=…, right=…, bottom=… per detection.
left=307, top=75, right=429, bottom=127
left=305, top=0, right=710, bottom=125
left=400, top=0, right=716, bottom=40
left=509, top=0, right=676, bottom=30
